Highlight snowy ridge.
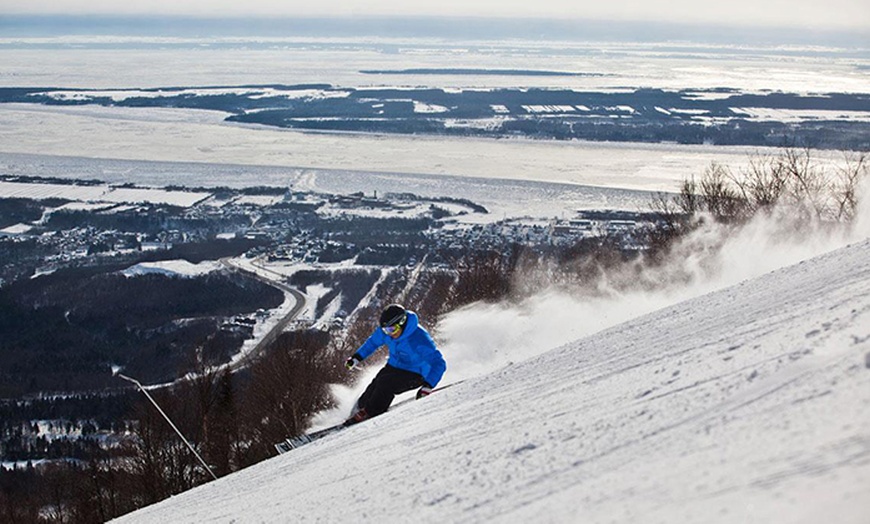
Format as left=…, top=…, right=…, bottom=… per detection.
left=116, top=239, right=870, bottom=523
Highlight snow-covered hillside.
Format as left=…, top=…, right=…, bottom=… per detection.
left=117, top=238, right=870, bottom=523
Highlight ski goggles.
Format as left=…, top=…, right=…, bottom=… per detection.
left=382, top=323, right=403, bottom=336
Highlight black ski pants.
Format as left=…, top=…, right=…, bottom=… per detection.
left=357, top=364, right=425, bottom=418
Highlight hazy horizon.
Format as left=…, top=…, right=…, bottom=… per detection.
left=1, top=15, right=867, bottom=48
left=3, top=0, right=869, bottom=31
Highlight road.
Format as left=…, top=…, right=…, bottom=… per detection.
left=219, top=257, right=307, bottom=372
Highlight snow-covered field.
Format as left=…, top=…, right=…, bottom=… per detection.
left=120, top=260, right=223, bottom=278
left=730, top=107, right=870, bottom=123
left=0, top=179, right=211, bottom=207
left=115, top=228, right=870, bottom=524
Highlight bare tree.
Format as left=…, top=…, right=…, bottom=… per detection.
left=677, top=175, right=701, bottom=216
left=659, top=148, right=867, bottom=229
left=447, top=247, right=520, bottom=307
left=734, top=151, right=788, bottom=213
left=834, top=152, right=867, bottom=221
left=238, top=330, right=337, bottom=463
left=127, top=391, right=201, bottom=505
left=699, top=162, right=745, bottom=221
left=779, top=147, right=833, bottom=221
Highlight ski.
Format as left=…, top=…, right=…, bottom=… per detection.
left=274, top=380, right=463, bottom=455
left=275, top=424, right=346, bottom=454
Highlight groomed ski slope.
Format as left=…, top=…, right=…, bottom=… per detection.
left=117, top=238, right=870, bottom=523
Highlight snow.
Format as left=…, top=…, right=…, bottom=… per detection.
left=682, top=91, right=737, bottom=101
left=232, top=194, right=285, bottom=207
left=97, top=187, right=211, bottom=207
left=2, top=459, right=52, bottom=470
left=120, top=260, right=223, bottom=278
left=317, top=201, right=430, bottom=219
left=0, top=179, right=211, bottom=208
left=53, top=201, right=116, bottom=212
left=115, top=232, right=870, bottom=523
left=38, top=87, right=353, bottom=104
left=41, top=89, right=170, bottom=102
left=313, top=293, right=343, bottom=329
left=0, top=102, right=803, bottom=201
left=0, top=180, right=110, bottom=201
left=522, top=105, right=577, bottom=113
left=729, top=107, right=870, bottom=123
left=251, top=88, right=353, bottom=101
left=299, top=284, right=332, bottom=323
left=668, top=108, right=710, bottom=115
left=0, top=223, right=32, bottom=235
left=413, top=101, right=450, bottom=114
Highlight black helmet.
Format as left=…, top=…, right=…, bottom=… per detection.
left=379, top=304, right=407, bottom=328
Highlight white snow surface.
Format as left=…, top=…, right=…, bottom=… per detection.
left=117, top=237, right=870, bottom=523
left=0, top=178, right=211, bottom=208
left=120, top=260, right=222, bottom=278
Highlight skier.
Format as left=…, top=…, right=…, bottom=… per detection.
left=344, top=304, right=446, bottom=425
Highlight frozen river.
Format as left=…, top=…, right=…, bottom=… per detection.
left=0, top=102, right=772, bottom=220
left=1, top=35, right=864, bottom=219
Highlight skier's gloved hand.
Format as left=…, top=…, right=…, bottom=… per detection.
left=345, top=355, right=361, bottom=370
left=416, top=384, right=434, bottom=399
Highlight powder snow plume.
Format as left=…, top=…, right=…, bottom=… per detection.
left=311, top=171, right=870, bottom=427
left=437, top=174, right=870, bottom=384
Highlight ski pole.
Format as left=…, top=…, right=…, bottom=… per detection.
left=115, top=371, right=219, bottom=481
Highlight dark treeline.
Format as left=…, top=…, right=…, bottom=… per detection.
left=1, top=392, right=135, bottom=429
left=0, top=268, right=283, bottom=397
left=0, top=327, right=341, bottom=523
left=0, top=198, right=64, bottom=229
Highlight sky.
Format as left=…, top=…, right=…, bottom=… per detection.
left=2, top=0, right=869, bottom=31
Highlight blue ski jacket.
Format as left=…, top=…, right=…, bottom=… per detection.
left=354, top=311, right=446, bottom=387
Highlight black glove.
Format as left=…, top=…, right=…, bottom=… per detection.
left=345, top=355, right=362, bottom=370
left=416, top=384, right=434, bottom=399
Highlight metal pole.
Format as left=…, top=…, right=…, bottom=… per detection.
left=116, top=372, right=219, bottom=481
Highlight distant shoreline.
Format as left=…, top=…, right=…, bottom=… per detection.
left=6, top=85, right=865, bottom=150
